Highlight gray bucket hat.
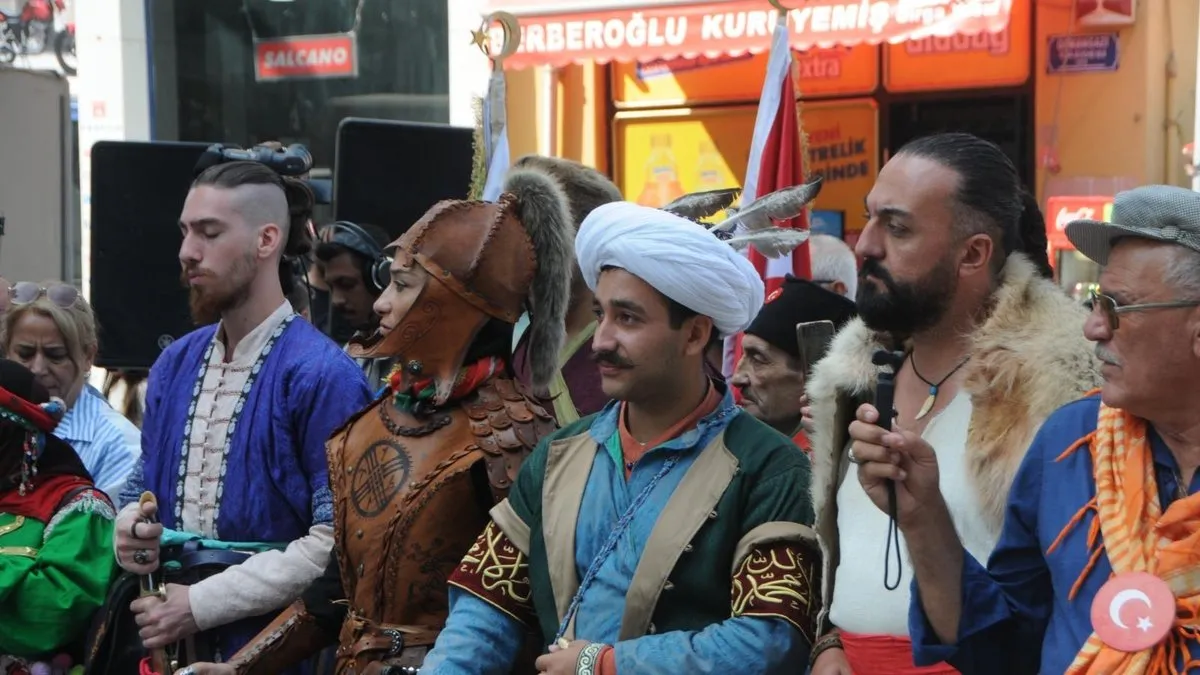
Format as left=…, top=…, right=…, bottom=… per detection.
left=1064, top=185, right=1200, bottom=266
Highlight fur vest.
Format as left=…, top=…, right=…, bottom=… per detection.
left=805, top=254, right=1102, bottom=634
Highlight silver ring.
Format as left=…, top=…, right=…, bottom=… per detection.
left=847, top=447, right=861, bottom=465
left=133, top=549, right=150, bottom=565
left=130, top=519, right=141, bottom=539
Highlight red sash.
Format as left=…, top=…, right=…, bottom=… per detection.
left=841, top=630, right=960, bottom=675
left=0, top=474, right=94, bottom=523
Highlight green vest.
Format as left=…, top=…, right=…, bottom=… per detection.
left=500, top=412, right=816, bottom=644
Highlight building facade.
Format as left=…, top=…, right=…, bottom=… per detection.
left=463, top=0, right=1198, bottom=281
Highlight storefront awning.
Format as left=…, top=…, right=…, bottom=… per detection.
left=482, top=0, right=1013, bottom=69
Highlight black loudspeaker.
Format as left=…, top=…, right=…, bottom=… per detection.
left=333, top=118, right=475, bottom=239
left=90, top=141, right=213, bottom=370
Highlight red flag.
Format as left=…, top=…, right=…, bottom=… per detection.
left=724, top=27, right=812, bottom=382
left=746, top=69, right=811, bottom=293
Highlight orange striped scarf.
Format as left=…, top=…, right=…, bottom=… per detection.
left=1049, top=401, right=1200, bottom=674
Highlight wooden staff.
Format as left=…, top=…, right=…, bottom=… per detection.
left=138, top=491, right=176, bottom=675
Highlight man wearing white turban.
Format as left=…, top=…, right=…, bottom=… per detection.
left=424, top=202, right=819, bottom=675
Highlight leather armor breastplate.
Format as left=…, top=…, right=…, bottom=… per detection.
left=326, top=376, right=554, bottom=671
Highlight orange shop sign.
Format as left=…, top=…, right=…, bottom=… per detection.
left=1045, top=196, right=1112, bottom=249
left=254, top=33, right=359, bottom=82
left=612, top=44, right=878, bottom=107
left=884, top=0, right=1030, bottom=92
left=485, top=0, right=1014, bottom=69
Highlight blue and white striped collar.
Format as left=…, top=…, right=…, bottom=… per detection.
left=55, top=385, right=112, bottom=443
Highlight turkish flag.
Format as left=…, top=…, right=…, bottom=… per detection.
left=746, top=71, right=812, bottom=291
left=723, top=18, right=812, bottom=381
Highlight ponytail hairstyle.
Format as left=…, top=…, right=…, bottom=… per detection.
left=1017, top=190, right=1054, bottom=279
left=895, top=132, right=1048, bottom=278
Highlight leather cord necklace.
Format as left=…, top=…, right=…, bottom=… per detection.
left=909, top=351, right=971, bottom=421
left=377, top=403, right=451, bottom=437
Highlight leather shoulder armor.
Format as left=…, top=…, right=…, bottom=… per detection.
left=461, top=376, right=556, bottom=502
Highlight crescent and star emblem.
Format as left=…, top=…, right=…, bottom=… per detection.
left=1090, top=572, right=1175, bottom=652
left=473, top=11, right=521, bottom=70
left=1109, top=588, right=1153, bottom=631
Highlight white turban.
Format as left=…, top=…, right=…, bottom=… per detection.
left=576, top=201, right=765, bottom=337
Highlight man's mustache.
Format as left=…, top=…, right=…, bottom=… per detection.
left=591, top=349, right=634, bottom=369
left=1095, top=345, right=1121, bottom=366
left=859, top=258, right=895, bottom=286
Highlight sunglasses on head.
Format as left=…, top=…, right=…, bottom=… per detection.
left=0, top=279, right=79, bottom=312
left=1085, top=288, right=1200, bottom=331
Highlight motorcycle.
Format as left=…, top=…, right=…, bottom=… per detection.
left=0, top=0, right=64, bottom=65
left=54, top=18, right=73, bottom=75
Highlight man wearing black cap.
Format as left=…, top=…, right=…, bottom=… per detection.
left=731, top=276, right=856, bottom=451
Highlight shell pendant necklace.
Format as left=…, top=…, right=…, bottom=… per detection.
left=909, top=351, right=971, bottom=420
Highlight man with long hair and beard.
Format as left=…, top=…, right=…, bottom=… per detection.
left=802, top=132, right=1102, bottom=675
left=108, top=158, right=372, bottom=673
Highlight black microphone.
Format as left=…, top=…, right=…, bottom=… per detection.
left=871, top=349, right=906, bottom=591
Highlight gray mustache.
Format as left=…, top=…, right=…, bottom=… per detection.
left=1095, top=346, right=1121, bottom=366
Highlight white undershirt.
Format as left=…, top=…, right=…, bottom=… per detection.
left=828, top=393, right=999, bottom=636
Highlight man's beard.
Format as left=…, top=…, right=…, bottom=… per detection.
left=181, top=252, right=256, bottom=325
left=855, top=257, right=957, bottom=337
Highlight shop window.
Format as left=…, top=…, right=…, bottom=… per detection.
left=887, top=93, right=1034, bottom=187
left=148, top=0, right=449, bottom=170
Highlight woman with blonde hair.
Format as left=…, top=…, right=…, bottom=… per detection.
left=0, top=280, right=140, bottom=500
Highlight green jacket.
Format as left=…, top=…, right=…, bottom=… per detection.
left=491, top=410, right=821, bottom=645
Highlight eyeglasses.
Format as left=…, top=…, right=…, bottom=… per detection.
left=1085, top=289, right=1200, bottom=331
left=0, top=279, right=79, bottom=312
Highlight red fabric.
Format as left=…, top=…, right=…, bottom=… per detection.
left=477, top=1, right=1015, bottom=70
left=0, top=385, right=56, bottom=431
left=388, top=357, right=506, bottom=402
left=598, top=645, right=617, bottom=675
left=617, top=382, right=721, bottom=478
left=729, top=60, right=811, bottom=398
left=792, top=429, right=811, bottom=454
left=0, top=474, right=94, bottom=523
left=840, top=631, right=960, bottom=675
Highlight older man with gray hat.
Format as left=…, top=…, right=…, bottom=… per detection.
left=843, top=184, right=1200, bottom=674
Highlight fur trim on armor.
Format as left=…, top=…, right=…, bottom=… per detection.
left=805, top=254, right=1102, bottom=631
left=501, top=168, right=576, bottom=392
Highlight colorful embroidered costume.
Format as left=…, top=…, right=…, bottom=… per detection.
left=213, top=178, right=575, bottom=674
left=0, top=359, right=117, bottom=668
left=427, top=392, right=819, bottom=674
left=119, top=304, right=372, bottom=668
left=426, top=198, right=821, bottom=674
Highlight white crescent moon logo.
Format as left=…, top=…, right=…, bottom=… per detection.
left=1109, top=588, right=1153, bottom=629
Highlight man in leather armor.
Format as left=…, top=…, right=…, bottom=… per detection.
left=181, top=171, right=576, bottom=675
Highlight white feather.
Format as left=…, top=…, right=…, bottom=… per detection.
left=726, top=228, right=811, bottom=258
left=709, top=177, right=823, bottom=233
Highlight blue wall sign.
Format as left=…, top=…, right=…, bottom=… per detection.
left=1047, top=33, right=1119, bottom=74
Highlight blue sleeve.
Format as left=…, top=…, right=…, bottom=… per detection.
left=613, top=616, right=805, bottom=675
left=117, top=454, right=145, bottom=509
left=90, top=421, right=142, bottom=502
left=909, top=425, right=1053, bottom=675
left=292, top=356, right=373, bottom=526
left=420, top=587, right=525, bottom=675
left=120, top=362, right=168, bottom=509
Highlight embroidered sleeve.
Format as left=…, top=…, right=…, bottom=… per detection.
left=729, top=522, right=822, bottom=644
left=447, top=500, right=535, bottom=626
left=44, top=488, right=116, bottom=542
